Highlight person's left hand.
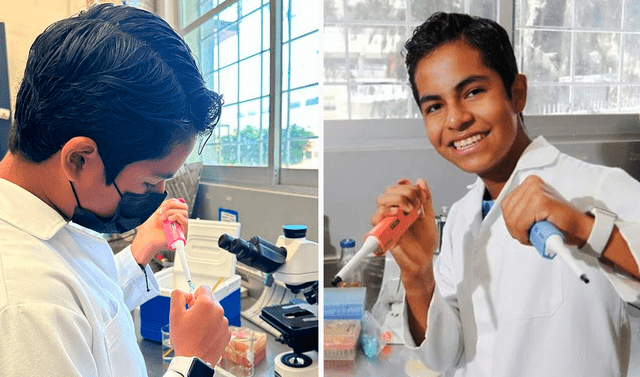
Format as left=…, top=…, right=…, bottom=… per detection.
left=131, top=198, right=189, bottom=266
left=501, top=175, right=593, bottom=248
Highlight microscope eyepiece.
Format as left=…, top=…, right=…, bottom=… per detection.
left=218, top=233, right=235, bottom=250
left=218, top=233, right=287, bottom=273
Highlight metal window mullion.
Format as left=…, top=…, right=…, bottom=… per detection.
left=520, top=25, right=640, bottom=33
left=269, top=0, right=283, bottom=185
left=288, top=29, right=318, bottom=44
left=259, top=5, right=265, bottom=166
left=618, top=0, right=627, bottom=113
left=286, top=0, right=293, bottom=168
left=343, top=0, right=351, bottom=119
left=497, top=0, right=514, bottom=42
left=405, top=2, right=412, bottom=118
left=182, top=0, right=241, bottom=35
left=569, top=0, right=576, bottom=113
left=215, top=22, right=221, bottom=164
left=235, top=5, right=242, bottom=165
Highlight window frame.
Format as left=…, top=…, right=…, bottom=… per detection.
left=179, top=0, right=319, bottom=189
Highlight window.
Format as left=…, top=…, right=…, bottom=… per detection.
left=324, top=0, right=640, bottom=119
left=514, top=0, right=640, bottom=115
left=181, top=0, right=319, bottom=186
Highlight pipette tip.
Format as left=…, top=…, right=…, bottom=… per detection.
left=331, top=276, right=342, bottom=287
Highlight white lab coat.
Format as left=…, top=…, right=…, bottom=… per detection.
left=403, top=136, right=640, bottom=377
left=0, top=178, right=162, bottom=376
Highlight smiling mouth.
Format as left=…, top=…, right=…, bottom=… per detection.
left=452, top=132, right=488, bottom=150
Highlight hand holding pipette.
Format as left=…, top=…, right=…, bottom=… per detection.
left=169, top=285, right=231, bottom=366
left=163, top=218, right=195, bottom=294
left=163, top=277, right=225, bottom=357
left=333, top=179, right=438, bottom=286
left=502, top=175, right=593, bottom=284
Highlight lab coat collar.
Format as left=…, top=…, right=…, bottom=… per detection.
left=0, top=178, right=67, bottom=241
left=512, top=135, right=559, bottom=172
left=464, top=136, right=559, bottom=192
left=463, top=136, right=560, bottom=225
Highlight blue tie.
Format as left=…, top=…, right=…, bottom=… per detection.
left=482, top=200, right=494, bottom=219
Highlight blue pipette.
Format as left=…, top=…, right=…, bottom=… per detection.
left=529, top=221, right=589, bottom=284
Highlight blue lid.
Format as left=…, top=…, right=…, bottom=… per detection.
left=340, top=238, right=356, bottom=248
left=283, top=225, right=307, bottom=238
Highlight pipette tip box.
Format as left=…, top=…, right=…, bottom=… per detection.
left=324, top=287, right=366, bottom=320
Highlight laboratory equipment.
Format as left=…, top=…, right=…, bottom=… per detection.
left=219, top=326, right=267, bottom=377
left=218, top=225, right=319, bottom=377
left=337, top=239, right=362, bottom=286
left=332, top=206, right=421, bottom=286
left=161, top=324, right=173, bottom=373
left=163, top=219, right=195, bottom=293
left=324, top=320, right=361, bottom=361
left=436, top=206, right=448, bottom=255
left=529, top=221, right=589, bottom=283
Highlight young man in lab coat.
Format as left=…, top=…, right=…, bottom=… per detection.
left=0, top=4, right=229, bottom=376
left=373, top=12, right=640, bottom=376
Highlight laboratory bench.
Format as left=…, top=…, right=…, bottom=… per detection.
left=134, top=296, right=292, bottom=377
left=324, top=344, right=440, bottom=377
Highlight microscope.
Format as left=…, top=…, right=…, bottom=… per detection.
left=218, top=225, right=318, bottom=377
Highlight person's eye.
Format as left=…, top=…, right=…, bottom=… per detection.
left=144, top=182, right=155, bottom=191
left=466, top=88, right=485, bottom=98
left=424, top=103, right=442, bottom=115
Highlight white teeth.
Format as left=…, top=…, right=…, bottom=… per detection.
left=453, top=133, right=486, bottom=149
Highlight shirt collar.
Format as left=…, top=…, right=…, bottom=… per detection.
left=0, top=178, right=68, bottom=240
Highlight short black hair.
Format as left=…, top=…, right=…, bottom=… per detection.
left=10, top=4, right=221, bottom=184
left=404, top=12, right=519, bottom=106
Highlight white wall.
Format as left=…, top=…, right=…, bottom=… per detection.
left=0, top=1, right=89, bottom=110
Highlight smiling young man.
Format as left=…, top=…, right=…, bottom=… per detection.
left=0, top=4, right=229, bottom=376
left=372, top=12, right=640, bottom=376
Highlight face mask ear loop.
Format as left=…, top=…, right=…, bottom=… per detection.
left=105, top=167, right=123, bottom=198
left=112, top=180, right=123, bottom=198
left=69, top=181, right=83, bottom=209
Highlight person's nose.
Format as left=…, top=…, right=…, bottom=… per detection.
left=446, top=101, right=473, bottom=131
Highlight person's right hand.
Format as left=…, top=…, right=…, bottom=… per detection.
left=169, top=285, right=231, bottom=366
left=371, top=178, right=439, bottom=288
left=373, top=178, right=439, bottom=344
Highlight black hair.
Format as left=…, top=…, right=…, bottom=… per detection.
left=404, top=12, right=519, bottom=106
left=9, top=3, right=221, bottom=185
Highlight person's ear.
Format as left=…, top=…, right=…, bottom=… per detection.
left=511, top=74, right=528, bottom=114
left=60, top=137, right=100, bottom=182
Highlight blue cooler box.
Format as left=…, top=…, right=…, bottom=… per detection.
left=140, top=267, right=242, bottom=342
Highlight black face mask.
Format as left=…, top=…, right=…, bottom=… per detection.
left=70, top=180, right=167, bottom=234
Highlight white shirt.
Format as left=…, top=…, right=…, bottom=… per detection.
left=404, top=136, right=640, bottom=377
left=0, top=178, right=161, bottom=376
